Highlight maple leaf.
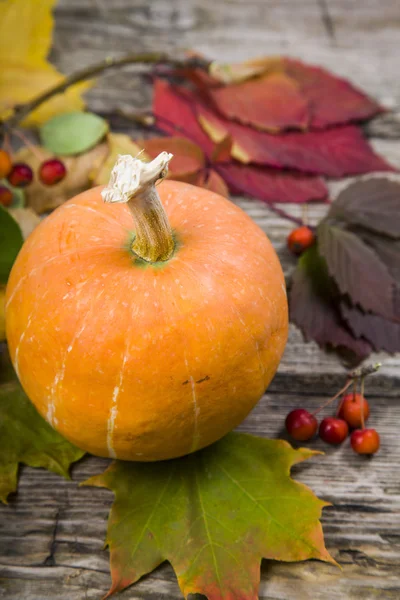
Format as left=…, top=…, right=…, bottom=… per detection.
left=86, top=432, right=335, bottom=600
left=289, top=246, right=372, bottom=363
left=0, top=0, right=90, bottom=126
left=340, top=301, right=400, bottom=354
left=0, top=367, right=84, bottom=503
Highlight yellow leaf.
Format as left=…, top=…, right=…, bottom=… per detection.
left=0, top=0, right=91, bottom=126
left=93, top=133, right=144, bottom=185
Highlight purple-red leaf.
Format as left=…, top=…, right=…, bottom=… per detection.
left=208, top=71, right=309, bottom=132
left=198, top=105, right=394, bottom=177
left=317, top=221, right=397, bottom=319
left=289, top=246, right=372, bottom=363
left=329, top=178, right=400, bottom=239
left=284, top=58, right=384, bottom=129
left=340, top=302, right=400, bottom=354
left=216, top=163, right=328, bottom=204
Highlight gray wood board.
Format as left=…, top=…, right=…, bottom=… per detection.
left=1, top=0, right=400, bottom=599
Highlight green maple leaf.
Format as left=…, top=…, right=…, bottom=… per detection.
left=0, top=374, right=85, bottom=503
left=86, top=432, right=336, bottom=599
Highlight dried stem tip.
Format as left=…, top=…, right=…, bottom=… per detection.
left=101, top=152, right=175, bottom=263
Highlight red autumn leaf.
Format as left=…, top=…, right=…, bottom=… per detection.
left=140, top=136, right=205, bottom=183
left=153, top=78, right=214, bottom=155
left=284, top=58, right=384, bottom=129
left=211, top=134, right=233, bottom=163
left=216, top=163, right=328, bottom=204
left=289, top=246, right=372, bottom=363
left=198, top=104, right=394, bottom=177
left=207, top=71, right=309, bottom=132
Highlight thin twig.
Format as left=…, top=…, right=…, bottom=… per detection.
left=360, top=377, right=366, bottom=430
left=0, top=52, right=210, bottom=131
left=312, top=379, right=353, bottom=416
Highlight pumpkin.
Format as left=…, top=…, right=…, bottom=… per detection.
left=6, top=152, right=288, bottom=461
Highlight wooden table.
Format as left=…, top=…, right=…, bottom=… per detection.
left=1, top=1, right=400, bottom=598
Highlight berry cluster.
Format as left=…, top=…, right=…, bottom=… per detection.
left=285, top=368, right=381, bottom=455
left=0, top=149, right=66, bottom=206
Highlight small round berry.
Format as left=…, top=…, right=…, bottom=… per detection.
left=7, top=163, right=33, bottom=187
left=0, top=185, right=13, bottom=207
left=319, top=417, right=348, bottom=445
left=39, top=158, right=67, bottom=186
left=338, top=393, right=370, bottom=428
left=0, top=149, right=12, bottom=178
left=285, top=408, right=318, bottom=441
left=350, top=429, right=380, bottom=455
left=287, top=226, right=315, bottom=256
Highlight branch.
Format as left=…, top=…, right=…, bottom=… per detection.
left=0, top=52, right=210, bottom=131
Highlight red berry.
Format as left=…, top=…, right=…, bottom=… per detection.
left=7, top=163, right=33, bottom=187
left=0, top=185, right=13, bottom=207
left=350, top=429, right=380, bottom=455
left=39, top=158, right=67, bottom=186
left=287, top=226, right=315, bottom=256
left=285, top=408, right=318, bottom=441
left=0, top=149, right=12, bottom=178
left=338, top=393, right=370, bottom=428
left=319, top=417, right=348, bottom=445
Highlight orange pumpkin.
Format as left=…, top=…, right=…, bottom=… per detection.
left=6, top=153, right=288, bottom=461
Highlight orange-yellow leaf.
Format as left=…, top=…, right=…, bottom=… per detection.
left=140, top=136, right=205, bottom=183
left=0, top=0, right=91, bottom=126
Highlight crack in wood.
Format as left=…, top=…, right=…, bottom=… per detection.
left=317, top=0, right=336, bottom=45
left=43, top=509, right=60, bottom=567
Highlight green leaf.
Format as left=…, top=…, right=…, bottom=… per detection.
left=0, top=206, right=23, bottom=284
left=317, top=220, right=397, bottom=319
left=0, top=368, right=85, bottom=503
left=289, top=246, right=371, bottom=363
left=85, top=433, right=335, bottom=600
left=40, top=111, right=109, bottom=155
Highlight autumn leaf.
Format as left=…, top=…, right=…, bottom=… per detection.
left=289, top=246, right=372, bottom=363
left=198, top=104, right=393, bottom=177
left=0, top=365, right=84, bottom=503
left=15, top=142, right=109, bottom=213
left=328, top=178, right=400, bottom=239
left=141, top=136, right=205, bottom=184
left=340, top=301, right=400, bottom=354
left=208, top=56, right=384, bottom=129
left=206, top=71, right=309, bottom=132
left=216, top=163, right=327, bottom=204
left=317, top=221, right=398, bottom=319
left=8, top=207, right=41, bottom=240
left=86, top=433, right=335, bottom=599
left=0, top=0, right=90, bottom=126
left=0, top=206, right=23, bottom=284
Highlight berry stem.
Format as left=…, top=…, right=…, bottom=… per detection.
left=2, top=132, right=12, bottom=156
left=312, top=379, right=353, bottom=416
left=10, top=128, right=44, bottom=162
left=360, top=376, right=366, bottom=430
left=0, top=53, right=210, bottom=131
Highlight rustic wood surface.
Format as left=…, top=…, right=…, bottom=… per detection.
left=1, top=1, right=400, bottom=599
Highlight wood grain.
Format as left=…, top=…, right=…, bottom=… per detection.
left=1, top=0, right=400, bottom=598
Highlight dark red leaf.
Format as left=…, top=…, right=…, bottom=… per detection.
left=152, top=78, right=214, bottom=156
left=208, top=72, right=309, bottom=132
left=359, top=231, right=400, bottom=283
left=329, top=178, right=400, bottom=239
left=317, top=221, right=397, bottom=319
left=289, top=246, right=371, bottom=363
left=340, top=302, right=400, bottom=354
left=284, top=58, right=384, bottom=129
left=216, top=163, right=328, bottom=204
left=198, top=103, right=393, bottom=177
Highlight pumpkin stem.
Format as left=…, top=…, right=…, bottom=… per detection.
left=101, top=152, right=175, bottom=262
